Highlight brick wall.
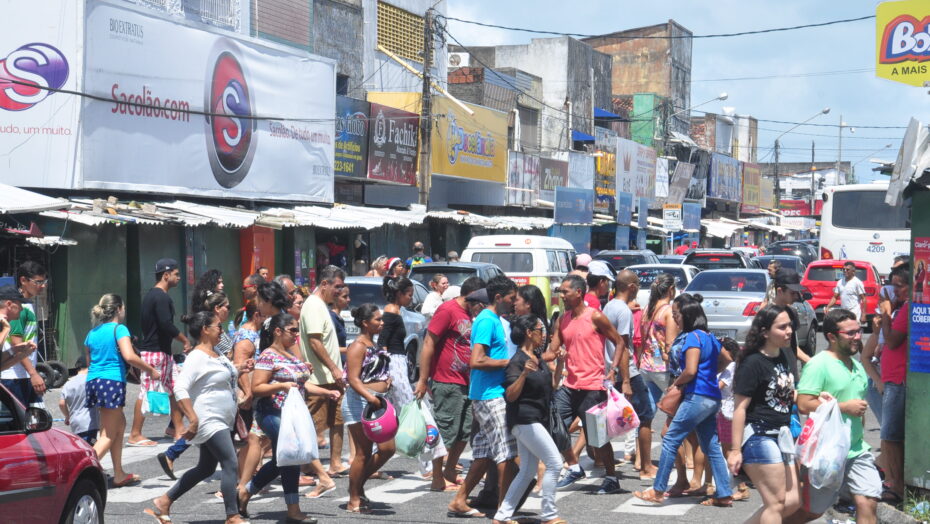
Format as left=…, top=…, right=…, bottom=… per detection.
left=447, top=67, right=485, bottom=84
left=252, top=0, right=312, bottom=50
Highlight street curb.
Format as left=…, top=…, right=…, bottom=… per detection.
left=878, top=502, right=924, bottom=524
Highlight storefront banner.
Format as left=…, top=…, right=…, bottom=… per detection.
left=554, top=187, right=594, bottom=225
left=506, top=151, right=538, bottom=207
left=335, top=96, right=369, bottom=178
left=876, top=0, right=930, bottom=87
left=686, top=149, right=711, bottom=203
left=909, top=301, right=930, bottom=372
left=594, top=128, right=618, bottom=214
left=781, top=216, right=816, bottom=229
left=760, top=177, right=776, bottom=209
left=910, top=198, right=930, bottom=374
left=741, top=162, right=762, bottom=213
left=615, top=226, right=630, bottom=250
left=636, top=146, right=657, bottom=201
left=779, top=199, right=823, bottom=216
left=637, top=197, right=649, bottom=229
left=567, top=151, right=595, bottom=190
left=666, top=161, right=694, bottom=205
left=539, top=156, right=569, bottom=203
left=0, top=0, right=82, bottom=189
left=655, top=157, right=669, bottom=199
left=616, top=137, right=638, bottom=197
left=682, top=202, right=701, bottom=231
left=708, top=153, right=742, bottom=202
left=367, top=102, right=418, bottom=185
left=82, top=1, right=336, bottom=202
left=616, top=191, right=633, bottom=225
left=433, top=97, right=507, bottom=183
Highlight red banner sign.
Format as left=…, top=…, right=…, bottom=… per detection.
left=779, top=199, right=823, bottom=216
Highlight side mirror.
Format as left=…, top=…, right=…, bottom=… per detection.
left=25, top=407, right=52, bottom=434
left=802, top=292, right=813, bottom=302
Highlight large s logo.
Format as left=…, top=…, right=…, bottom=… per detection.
left=205, top=41, right=256, bottom=188
left=0, top=43, right=69, bottom=111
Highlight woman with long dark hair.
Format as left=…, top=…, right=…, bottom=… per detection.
left=191, top=269, right=225, bottom=313
left=633, top=293, right=733, bottom=507
left=343, top=303, right=396, bottom=513
left=381, top=275, right=416, bottom=408
left=145, top=311, right=253, bottom=524
left=728, top=305, right=800, bottom=522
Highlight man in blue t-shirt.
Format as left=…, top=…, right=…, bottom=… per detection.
left=405, top=241, right=433, bottom=269
left=447, top=276, right=517, bottom=518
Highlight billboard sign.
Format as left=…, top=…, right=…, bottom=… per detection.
left=433, top=97, right=507, bottom=183
left=554, top=187, right=594, bottom=225
left=741, top=162, right=762, bottom=213
left=708, top=153, right=742, bottom=202
left=568, top=151, right=595, bottom=190
left=686, top=149, right=711, bottom=203
left=0, top=0, right=82, bottom=189
left=616, top=191, right=633, bottom=225
left=876, top=0, right=930, bottom=87
left=683, top=202, right=701, bottom=231
left=779, top=199, right=823, bottom=216
left=335, top=96, right=369, bottom=178
left=506, top=151, right=538, bottom=207
left=367, top=102, right=418, bottom=185
left=594, top=128, right=617, bottom=214
left=82, top=1, right=336, bottom=202
left=666, top=161, right=694, bottom=205
left=539, top=156, right=569, bottom=203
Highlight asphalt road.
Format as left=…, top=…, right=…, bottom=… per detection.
left=44, top=332, right=877, bottom=524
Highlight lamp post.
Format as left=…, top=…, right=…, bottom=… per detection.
left=773, top=107, right=831, bottom=209
left=851, top=144, right=894, bottom=182
left=836, top=115, right=855, bottom=183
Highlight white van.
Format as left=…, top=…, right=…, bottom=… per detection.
left=461, top=235, right=575, bottom=317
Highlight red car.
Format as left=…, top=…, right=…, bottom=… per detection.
left=0, top=383, right=106, bottom=523
left=801, top=260, right=883, bottom=322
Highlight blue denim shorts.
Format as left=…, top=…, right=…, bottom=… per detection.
left=880, top=382, right=905, bottom=442
left=741, top=433, right=782, bottom=465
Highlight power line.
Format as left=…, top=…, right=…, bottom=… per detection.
left=692, top=68, right=873, bottom=82
left=441, top=14, right=874, bottom=39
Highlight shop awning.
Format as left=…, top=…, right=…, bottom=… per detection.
left=571, top=130, right=596, bottom=142
left=701, top=218, right=744, bottom=239
left=0, top=184, right=69, bottom=214
left=427, top=210, right=553, bottom=231
left=594, top=107, right=622, bottom=119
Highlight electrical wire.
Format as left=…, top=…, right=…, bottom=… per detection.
left=440, top=14, right=874, bottom=39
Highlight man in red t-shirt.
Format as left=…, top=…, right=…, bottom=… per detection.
left=415, top=276, right=487, bottom=492
left=879, top=263, right=910, bottom=503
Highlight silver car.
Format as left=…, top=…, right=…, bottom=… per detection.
left=626, top=264, right=700, bottom=308
left=683, top=269, right=769, bottom=345
left=341, top=276, right=428, bottom=383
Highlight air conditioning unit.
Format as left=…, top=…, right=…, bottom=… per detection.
left=448, top=52, right=470, bottom=68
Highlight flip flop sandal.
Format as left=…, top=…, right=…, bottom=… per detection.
left=299, top=475, right=318, bottom=486
left=144, top=508, right=172, bottom=523
left=446, top=508, right=486, bottom=518
left=327, top=468, right=350, bottom=478
left=305, top=484, right=337, bottom=499
left=126, top=439, right=158, bottom=447
left=346, top=504, right=372, bottom=514
left=113, top=474, right=141, bottom=487
left=700, top=497, right=733, bottom=508
left=632, top=490, right=665, bottom=505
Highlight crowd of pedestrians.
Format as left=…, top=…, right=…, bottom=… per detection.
left=2, top=244, right=912, bottom=524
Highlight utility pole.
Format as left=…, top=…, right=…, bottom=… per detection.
left=835, top=114, right=842, bottom=184
left=417, top=8, right=434, bottom=208
left=810, top=140, right=816, bottom=215
left=774, top=139, right=780, bottom=209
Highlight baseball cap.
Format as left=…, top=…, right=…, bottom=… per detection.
left=465, top=288, right=490, bottom=305
left=0, top=285, right=28, bottom=302
left=154, top=258, right=179, bottom=274
left=587, top=260, right=615, bottom=282
left=774, top=269, right=804, bottom=292
left=575, top=253, right=592, bottom=268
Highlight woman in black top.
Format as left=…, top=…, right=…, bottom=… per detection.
left=728, top=305, right=800, bottom=523
left=381, top=275, right=415, bottom=408
left=492, top=315, right=565, bottom=524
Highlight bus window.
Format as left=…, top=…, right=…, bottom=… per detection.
left=831, top=191, right=910, bottom=230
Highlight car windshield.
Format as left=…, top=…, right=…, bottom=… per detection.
left=686, top=253, right=744, bottom=269
left=768, top=245, right=807, bottom=256
left=688, top=272, right=767, bottom=293
left=632, top=268, right=688, bottom=289
left=470, top=252, right=533, bottom=273
left=410, top=267, right=476, bottom=287
left=807, top=266, right=868, bottom=282
left=346, top=283, right=386, bottom=308
left=755, top=257, right=801, bottom=272
left=595, top=254, right=648, bottom=270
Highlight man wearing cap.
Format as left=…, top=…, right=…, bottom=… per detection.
left=0, top=286, right=37, bottom=373
left=407, top=241, right=433, bottom=269
left=584, top=260, right=614, bottom=311
left=128, top=258, right=191, bottom=446
left=2, top=261, right=48, bottom=406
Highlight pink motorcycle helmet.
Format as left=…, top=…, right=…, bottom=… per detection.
left=362, top=394, right=398, bottom=443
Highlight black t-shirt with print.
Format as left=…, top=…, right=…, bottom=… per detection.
left=733, top=349, right=796, bottom=431
left=503, top=351, right=553, bottom=429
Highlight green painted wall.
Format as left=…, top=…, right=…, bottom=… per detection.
left=127, top=225, right=186, bottom=353
left=192, top=227, right=243, bottom=312
left=631, top=93, right=664, bottom=148
left=51, top=224, right=128, bottom=368
left=906, top=191, right=930, bottom=489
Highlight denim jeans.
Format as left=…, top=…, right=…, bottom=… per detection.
left=165, top=437, right=190, bottom=461
left=653, top=392, right=732, bottom=498
left=247, top=408, right=300, bottom=505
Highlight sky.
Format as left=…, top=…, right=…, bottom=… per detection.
left=443, top=0, right=926, bottom=183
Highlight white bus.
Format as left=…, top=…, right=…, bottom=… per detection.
left=820, top=181, right=910, bottom=276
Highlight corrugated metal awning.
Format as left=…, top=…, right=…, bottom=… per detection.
left=701, top=218, right=744, bottom=239
left=0, top=184, right=69, bottom=214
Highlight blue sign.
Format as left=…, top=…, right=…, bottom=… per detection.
left=683, top=202, right=702, bottom=231
left=910, top=303, right=930, bottom=373
left=555, top=187, right=594, bottom=224
left=615, top=226, right=630, bottom=250
left=616, top=192, right=633, bottom=225
left=708, top=153, right=742, bottom=202
left=637, top=198, right=649, bottom=229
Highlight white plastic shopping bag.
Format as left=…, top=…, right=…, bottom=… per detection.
left=276, top=388, right=319, bottom=467
left=417, top=397, right=448, bottom=461
left=795, top=399, right=850, bottom=489
left=583, top=405, right=610, bottom=448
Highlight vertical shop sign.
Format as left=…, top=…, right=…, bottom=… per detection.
left=539, top=157, right=569, bottom=203
left=335, top=96, right=370, bottom=178
left=367, top=102, right=418, bottom=185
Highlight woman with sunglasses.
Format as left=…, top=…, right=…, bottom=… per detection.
left=232, top=302, right=271, bottom=492
left=238, top=312, right=341, bottom=524
left=146, top=311, right=254, bottom=524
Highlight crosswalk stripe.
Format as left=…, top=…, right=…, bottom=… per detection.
left=612, top=496, right=695, bottom=516
left=334, top=474, right=429, bottom=504
left=520, top=476, right=601, bottom=510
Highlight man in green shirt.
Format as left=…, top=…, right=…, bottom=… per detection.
left=788, top=308, right=881, bottom=524
left=1, top=261, right=47, bottom=406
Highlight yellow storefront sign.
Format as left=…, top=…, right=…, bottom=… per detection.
left=876, top=0, right=930, bottom=87
left=367, top=92, right=508, bottom=183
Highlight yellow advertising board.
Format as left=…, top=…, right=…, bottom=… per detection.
left=876, top=0, right=930, bottom=86
left=741, top=162, right=762, bottom=210
left=366, top=92, right=508, bottom=183
left=760, top=177, right=776, bottom=209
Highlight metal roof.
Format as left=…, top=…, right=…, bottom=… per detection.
left=0, top=184, right=70, bottom=214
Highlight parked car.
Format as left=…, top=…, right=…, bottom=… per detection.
left=751, top=255, right=808, bottom=276
left=792, top=299, right=819, bottom=357
left=0, top=383, right=107, bottom=523
left=625, top=264, right=700, bottom=308
left=657, top=255, right=685, bottom=264
left=682, top=249, right=754, bottom=271
left=763, top=241, right=819, bottom=265
left=342, top=276, right=428, bottom=383
left=732, top=246, right=762, bottom=258
left=801, top=260, right=883, bottom=324
left=593, top=250, right=661, bottom=271
left=408, top=261, right=505, bottom=289
left=683, top=269, right=769, bottom=344
left=460, top=235, right=574, bottom=317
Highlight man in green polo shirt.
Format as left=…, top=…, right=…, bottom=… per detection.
left=1, top=261, right=47, bottom=407
left=787, top=308, right=881, bottom=524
